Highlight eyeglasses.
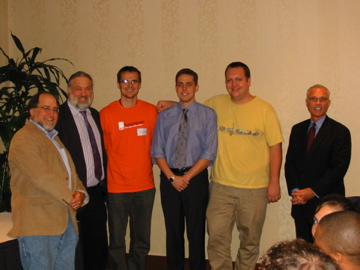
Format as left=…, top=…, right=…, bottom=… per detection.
left=36, top=106, right=60, bottom=113
left=307, top=97, right=329, bottom=103
left=120, top=79, right=140, bottom=85
left=313, top=217, right=319, bottom=225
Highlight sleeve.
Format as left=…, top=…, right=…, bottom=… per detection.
left=200, top=108, right=218, bottom=164
left=150, top=112, right=166, bottom=162
left=312, top=126, right=351, bottom=197
left=264, top=104, right=284, bottom=147
left=285, top=125, right=300, bottom=195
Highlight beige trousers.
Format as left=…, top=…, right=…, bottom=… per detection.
left=206, top=182, right=268, bottom=270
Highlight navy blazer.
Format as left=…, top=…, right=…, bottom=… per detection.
left=285, top=116, right=351, bottom=215
left=55, top=102, right=107, bottom=192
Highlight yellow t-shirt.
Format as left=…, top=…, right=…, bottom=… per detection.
left=204, top=95, right=283, bottom=188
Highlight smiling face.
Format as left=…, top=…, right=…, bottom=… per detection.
left=68, top=76, right=94, bottom=110
left=176, top=74, right=198, bottom=107
left=225, top=67, right=251, bottom=104
left=30, top=93, right=59, bottom=131
left=306, top=87, right=331, bottom=122
left=117, top=71, right=141, bottom=100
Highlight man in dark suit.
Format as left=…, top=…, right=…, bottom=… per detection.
left=285, top=84, right=351, bottom=242
left=56, top=71, right=108, bottom=270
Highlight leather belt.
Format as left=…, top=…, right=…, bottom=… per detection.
left=170, top=167, right=192, bottom=176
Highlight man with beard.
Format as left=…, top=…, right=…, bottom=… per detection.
left=56, top=71, right=108, bottom=270
left=8, top=92, right=88, bottom=270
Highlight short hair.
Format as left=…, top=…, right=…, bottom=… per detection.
left=175, top=68, right=198, bottom=85
left=27, top=92, right=60, bottom=117
left=67, top=71, right=93, bottom=87
left=306, top=84, right=330, bottom=98
left=316, top=211, right=360, bottom=266
left=259, top=239, right=339, bottom=270
left=225, top=62, right=251, bottom=78
left=117, top=66, right=141, bottom=83
left=315, top=194, right=357, bottom=215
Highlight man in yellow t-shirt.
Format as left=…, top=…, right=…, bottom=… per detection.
left=205, top=62, right=283, bottom=270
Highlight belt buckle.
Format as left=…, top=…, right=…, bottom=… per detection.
left=179, top=167, right=187, bottom=175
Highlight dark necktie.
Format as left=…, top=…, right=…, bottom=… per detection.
left=80, top=111, right=102, bottom=181
left=306, top=122, right=316, bottom=153
left=175, top=109, right=188, bottom=169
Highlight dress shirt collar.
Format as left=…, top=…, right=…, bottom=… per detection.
left=30, top=119, right=58, bottom=139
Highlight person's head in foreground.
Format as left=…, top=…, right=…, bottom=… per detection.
left=312, top=194, right=357, bottom=236
left=259, top=238, right=339, bottom=270
left=314, top=211, right=360, bottom=270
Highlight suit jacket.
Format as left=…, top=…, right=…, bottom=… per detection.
left=8, top=121, right=88, bottom=237
left=56, top=102, right=107, bottom=191
left=285, top=116, right=351, bottom=217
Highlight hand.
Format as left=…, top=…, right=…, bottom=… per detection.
left=267, top=181, right=281, bottom=203
left=291, top=195, right=306, bottom=205
left=291, top=188, right=315, bottom=205
left=156, top=100, right=177, bottom=112
left=171, top=176, right=189, bottom=192
left=69, top=191, right=85, bottom=211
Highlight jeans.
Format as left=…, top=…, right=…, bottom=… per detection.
left=108, top=188, right=156, bottom=270
left=18, top=212, right=78, bottom=270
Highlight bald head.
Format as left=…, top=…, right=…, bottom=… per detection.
left=314, top=211, right=360, bottom=266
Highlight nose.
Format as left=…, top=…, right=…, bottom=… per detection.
left=315, top=98, right=321, bottom=105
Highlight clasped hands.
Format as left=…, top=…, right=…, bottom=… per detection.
left=171, top=175, right=189, bottom=192
left=291, top=188, right=315, bottom=205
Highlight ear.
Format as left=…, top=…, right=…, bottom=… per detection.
left=29, top=108, right=35, bottom=118
left=247, top=77, right=252, bottom=87
left=332, top=252, right=343, bottom=264
left=195, top=84, right=199, bottom=92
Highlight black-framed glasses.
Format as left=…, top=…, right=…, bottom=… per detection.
left=120, top=79, right=140, bottom=85
left=36, top=106, right=60, bottom=113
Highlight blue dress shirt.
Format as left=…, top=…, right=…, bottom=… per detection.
left=151, top=101, right=218, bottom=168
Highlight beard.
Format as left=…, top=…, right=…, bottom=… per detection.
left=33, top=117, right=56, bottom=132
left=69, top=93, right=93, bottom=110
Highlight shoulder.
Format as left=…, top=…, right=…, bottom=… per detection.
left=325, top=117, right=350, bottom=133
left=205, top=94, right=228, bottom=104
left=195, top=102, right=216, bottom=116
left=137, top=100, right=157, bottom=110
left=100, top=101, right=118, bottom=114
left=252, top=97, right=276, bottom=111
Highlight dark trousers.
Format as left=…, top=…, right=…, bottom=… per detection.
left=160, top=169, right=209, bottom=270
left=108, top=188, right=156, bottom=270
left=292, top=202, right=318, bottom=243
left=76, top=184, right=108, bottom=270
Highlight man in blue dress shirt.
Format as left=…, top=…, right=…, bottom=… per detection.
left=151, top=68, right=217, bottom=270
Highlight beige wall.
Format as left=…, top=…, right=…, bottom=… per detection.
left=2, top=0, right=360, bottom=260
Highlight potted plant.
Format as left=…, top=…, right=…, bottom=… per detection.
left=0, top=33, right=72, bottom=212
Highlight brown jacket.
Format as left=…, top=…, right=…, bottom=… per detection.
left=8, top=121, right=88, bottom=237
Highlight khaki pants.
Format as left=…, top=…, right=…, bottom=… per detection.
left=206, top=182, right=267, bottom=270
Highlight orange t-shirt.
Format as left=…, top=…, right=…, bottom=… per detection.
left=100, top=100, right=158, bottom=193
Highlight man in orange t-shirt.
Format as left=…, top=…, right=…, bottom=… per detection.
left=100, top=66, right=158, bottom=270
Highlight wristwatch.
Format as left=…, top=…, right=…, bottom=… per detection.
left=168, top=175, right=175, bottom=183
